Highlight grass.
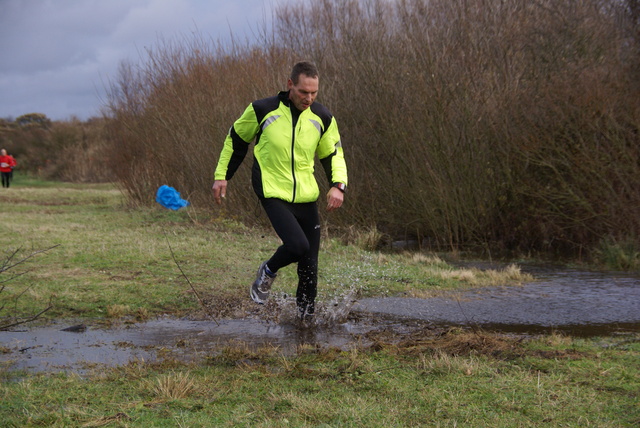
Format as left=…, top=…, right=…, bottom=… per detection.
left=0, top=175, right=531, bottom=322
left=0, top=331, right=638, bottom=426
left=0, top=178, right=638, bottom=426
left=594, top=237, right=640, bottom=271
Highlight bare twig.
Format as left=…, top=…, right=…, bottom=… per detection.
left=1, top=245, right=60, bottom=330
left=0, top=270, right=28, bottom=285
left=0, top=297, right=53, bottom=330
left=1, top=245, right=60, bottom=274
left=0, top=247, right=21, bottom=272
left=455, top=294, right=482, bottom=336
left=162, top=229, right=219, bottom=325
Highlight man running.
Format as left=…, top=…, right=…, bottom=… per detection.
left=212, top=61, right=348, bottom=321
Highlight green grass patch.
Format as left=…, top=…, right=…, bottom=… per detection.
left=0, top=181, right=529, bottom=321
left=0, top=331, right=638, bottom=426
left=0, top=181, right=638, bottom=426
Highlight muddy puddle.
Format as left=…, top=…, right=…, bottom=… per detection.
left=1, top=263, right=639, bottom=373
left=0, top=314, right=429, bottom=374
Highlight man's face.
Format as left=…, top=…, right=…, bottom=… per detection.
left=288, top=73, right=318, bottom=111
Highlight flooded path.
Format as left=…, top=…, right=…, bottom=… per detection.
left=356, top=264, right=640, bottom=336
left=1, top=263, right=639, bottom=373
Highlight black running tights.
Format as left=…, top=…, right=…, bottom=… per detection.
left=260, top=198, right=320, bottom=311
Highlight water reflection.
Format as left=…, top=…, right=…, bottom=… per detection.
left=0, top=316, right=417, bottom=374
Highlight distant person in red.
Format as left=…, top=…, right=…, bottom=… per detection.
left=0, top=149, right=16, bottom=188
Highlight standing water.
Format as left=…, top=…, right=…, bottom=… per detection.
left=1, top=264, right=639, bottom=373
left=355, top=262, right=640, bottom=336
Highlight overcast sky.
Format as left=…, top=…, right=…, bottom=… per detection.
left=0, top=0, right=301, bottom=121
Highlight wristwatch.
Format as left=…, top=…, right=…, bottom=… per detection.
left=332, top=182, right=346, bottom=193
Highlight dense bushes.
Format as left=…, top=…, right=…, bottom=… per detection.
left=103, top=0, right=640, bottom=259
left=0, top=114, right=111, bottom=182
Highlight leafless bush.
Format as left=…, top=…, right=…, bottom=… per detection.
left=103, top=34, right=292, bottom=211
left=0, top=116, right=112, bottom=182
left=0, top=246, right=58, bottom=330
left=103, top=0, right=640, bottom=258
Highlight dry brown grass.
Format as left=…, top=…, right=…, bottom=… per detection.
left=106, top=304, right=130, bottom=319
left=143, top=371, right=197, bottom=401
left=436, top=264, right=533, bottom=287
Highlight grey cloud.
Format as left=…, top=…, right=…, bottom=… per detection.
left=0, top=0, right=288, bottom=120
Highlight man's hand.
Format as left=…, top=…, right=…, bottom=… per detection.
left=212, top=180, right=228, bottom=205
left=326, top=186, right=344, bottom=212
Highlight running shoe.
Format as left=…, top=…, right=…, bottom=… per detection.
left=250, top=261, right=276, bottom=304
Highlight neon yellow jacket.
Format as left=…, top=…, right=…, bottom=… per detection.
left=215, top=91, right=348, bottom=203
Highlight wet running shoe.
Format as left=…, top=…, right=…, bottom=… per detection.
left=250, top=261, right=276, bottom=304
left=298, top=302, right=315, bottom=326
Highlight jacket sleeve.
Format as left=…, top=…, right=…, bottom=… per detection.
left=318, top=116, right=348, bottom=186
left=214, top=104, right=260, bottom=181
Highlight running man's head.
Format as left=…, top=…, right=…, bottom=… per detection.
left=288, top=61, right=319, bottom=111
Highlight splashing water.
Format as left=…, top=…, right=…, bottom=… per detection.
left=324, top=287, right=359, bottom=325
left=270, top=287, right=359, bottom=328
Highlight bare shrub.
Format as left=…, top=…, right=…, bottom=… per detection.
left=1, top=246, right=57, bottom=330
left=103, top=34, right=293, bottom=215
left=0, top=116, right=112, bottom=182
left=102, top=0, right=640, bottom=259
left=274, top=0, right=640, bottom=255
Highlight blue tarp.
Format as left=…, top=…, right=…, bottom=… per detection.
left=156, top=185, right=190, bottom=210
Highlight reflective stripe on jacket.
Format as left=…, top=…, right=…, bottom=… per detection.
left=214, top=91, right=348, bottom=203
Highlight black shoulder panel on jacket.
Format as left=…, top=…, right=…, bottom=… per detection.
left=310, top=102, right=333, bottom=131
left=252, top=95, right=281, bottom=124
left=225, top=126, right=249, bottom=180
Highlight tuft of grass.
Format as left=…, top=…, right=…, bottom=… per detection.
left=435, top=263, right=533, bottom=288
left=419, top=351, right=482, bottom=377
left=143, top=371, right=197, bottom=401
left=106, top=304, right=130, bottom=319
left=134, top=307, right=151, bottom=321
left=594, top=236, right=640, bottom=271
left=342, top=225, right=386, bottom=251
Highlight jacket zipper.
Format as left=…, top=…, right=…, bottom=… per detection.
left=290, top=120, right=297, bottom=203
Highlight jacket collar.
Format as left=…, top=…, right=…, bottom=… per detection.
left=278, top=90, right=291, bottom=107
